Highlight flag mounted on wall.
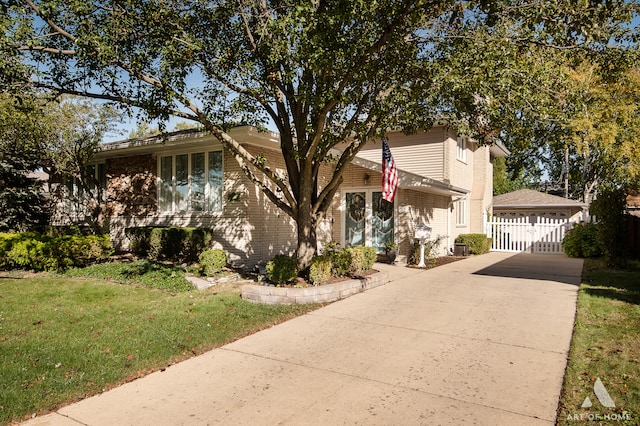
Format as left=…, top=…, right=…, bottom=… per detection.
left=382, top=137, right=398, bottom=202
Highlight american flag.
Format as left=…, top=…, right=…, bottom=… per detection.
left=382, top=138, right=398, bottom=202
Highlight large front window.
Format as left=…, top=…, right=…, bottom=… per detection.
left=159, top=151, right=223, bottom=212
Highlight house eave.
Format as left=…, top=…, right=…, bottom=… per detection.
left=489, top=142, right=510, bottom=158
left=493, top=203, right=587, bottom=209
left=96, top=126, right=280, bottom=159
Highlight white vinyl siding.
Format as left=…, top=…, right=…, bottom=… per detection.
left=356, top=130, right=446, bottom=180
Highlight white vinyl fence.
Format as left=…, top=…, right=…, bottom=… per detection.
left=485, top=216, right=571, bottom=254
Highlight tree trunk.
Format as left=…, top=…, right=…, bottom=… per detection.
left=295, top=199, right=318, bottom=271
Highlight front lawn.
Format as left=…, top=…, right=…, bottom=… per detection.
left=557, top=258, right=640, bottom=425
left=0, top=274, right=320, bottom=425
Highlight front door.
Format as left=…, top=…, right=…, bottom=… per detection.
left=345, top=191, right=366, bottom=247
left=343, top=190, right=394, bottom=252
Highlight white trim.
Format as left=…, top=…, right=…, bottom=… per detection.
left=456, top=136, right=467, bottom=163
left=157, top=149, right=224, bottom=213
left=455, top=199, right=467, bottom=227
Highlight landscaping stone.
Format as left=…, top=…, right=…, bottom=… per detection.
left=241, top=270, right=390, bottom=304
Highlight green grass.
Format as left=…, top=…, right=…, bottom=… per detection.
left=61, top=259, right=195, bottom=292
left=0, top=275, right=320, bottom=425
left=557, top=258, right=640, bottom=425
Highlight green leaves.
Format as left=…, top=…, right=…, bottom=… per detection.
left=4, top=0, right=639, bottom=266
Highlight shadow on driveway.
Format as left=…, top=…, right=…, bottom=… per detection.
left=472, top=252, right=583, bottom=286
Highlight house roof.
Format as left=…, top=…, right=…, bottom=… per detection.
left=493, top=189, right=587, bottom=209
left=627, top=190, right=640, bottom=208
left=96, top=126, right=279, bottom=158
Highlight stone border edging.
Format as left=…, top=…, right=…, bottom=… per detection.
left=241, top=270, right=390, bottom=304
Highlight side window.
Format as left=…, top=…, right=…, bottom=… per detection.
left=456, top=136, right=467, bottom=162
left=456, top=199, right=466, bottom=226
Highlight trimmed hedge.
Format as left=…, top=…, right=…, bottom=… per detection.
left=309, top=255, right=332, bottom=286
left=346, top=246, right=377, bottom=273
left=0, top=232, right=113, bottom=271
left=328, top=248, right=351, bottom=276
left=455, top=234, right=492, bottom=255
left=199, top=249, right=227, bottom=276
left=266, top=246, right=378, bottom=285
left=125, top=227, right=215, bottom=263
left=266, top=254, right=299, bottom=285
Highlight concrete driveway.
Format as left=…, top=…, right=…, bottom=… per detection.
left=23, top=252, right=583, bottom=426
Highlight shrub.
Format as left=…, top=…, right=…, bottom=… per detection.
left=345, top=246, right=377, bottom=274
left=328, top=248, right=351, bottom=276
left=361, top=246, right=377, bottom=271
left=562, top=222, right=603, bottom=258
left=346, top=247, right=365, bottom=273
left=455, top=234, right=492, bottom=254
left=125, top=227, right=215, bottom=262
left=0, top=232, right=112, bottom=271
left=199, top=249, right=227, bottom=276
left=309, top=255, right=332, bottom=286
left=266, top=254, right=299, bottom=285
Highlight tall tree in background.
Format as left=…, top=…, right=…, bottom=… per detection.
left=0, top=93, right=120, bottom=232
left=44, top=97, right=120, bottom=232
left=3, top=0, right=637, bottom=268
left=0, top=93, right=50, bottom=231
left=564, top=64, right=640, bottom=202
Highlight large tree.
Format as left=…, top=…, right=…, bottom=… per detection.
left=563, top=64, right=640, bottom=202
left=4, top=0, right=637, bottom=268
left=44, top=97, right=121, bottom=231
left=0, top=93, right=50, bottom=231
left=0, top=93, right=120, bottom=231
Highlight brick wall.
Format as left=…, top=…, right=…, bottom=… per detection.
left=105, top=154, right=157, bottom=217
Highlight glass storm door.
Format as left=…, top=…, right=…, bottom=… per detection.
left=345, top=192, right=366, bottom=247
left=344, top=190, right=394, bottom=250
left=372, top=191, right=394, bottom=251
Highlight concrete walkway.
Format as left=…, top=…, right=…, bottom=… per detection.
left=23, top=252, right=583, bottom=426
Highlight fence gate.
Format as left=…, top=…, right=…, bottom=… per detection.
left=486, top=216, right=570, bottom=254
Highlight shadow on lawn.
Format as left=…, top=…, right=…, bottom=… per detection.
left=582, top=267, right=640, bottom=305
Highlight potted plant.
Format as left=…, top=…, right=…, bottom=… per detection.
left=384, top=241, right=398, bottom=264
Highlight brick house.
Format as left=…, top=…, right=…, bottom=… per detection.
left=81, top=125, right=506, bottom=269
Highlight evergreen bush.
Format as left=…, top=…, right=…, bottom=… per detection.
left=0, top=232, right=112, bottom=271
left=562, top=222, right=603, bottom=258
left=266, top=254, right=299, bottom=285
left=455, top=234, right=492, bottom=254
left=309, top=255, right=332, bottom=286
left=328, top=248, right=351, bottom=276
left=361, top=246, right=377, bottom=270
left=199, top=249, right=227, bottom=276
left=125, top=227, right=214, bottom=262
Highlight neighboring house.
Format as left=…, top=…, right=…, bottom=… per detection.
left=627, top=189, right=640, bottom=217
left=492, top=189, right=588, bottom=223
left=74, top=125, right=506, bottom=269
